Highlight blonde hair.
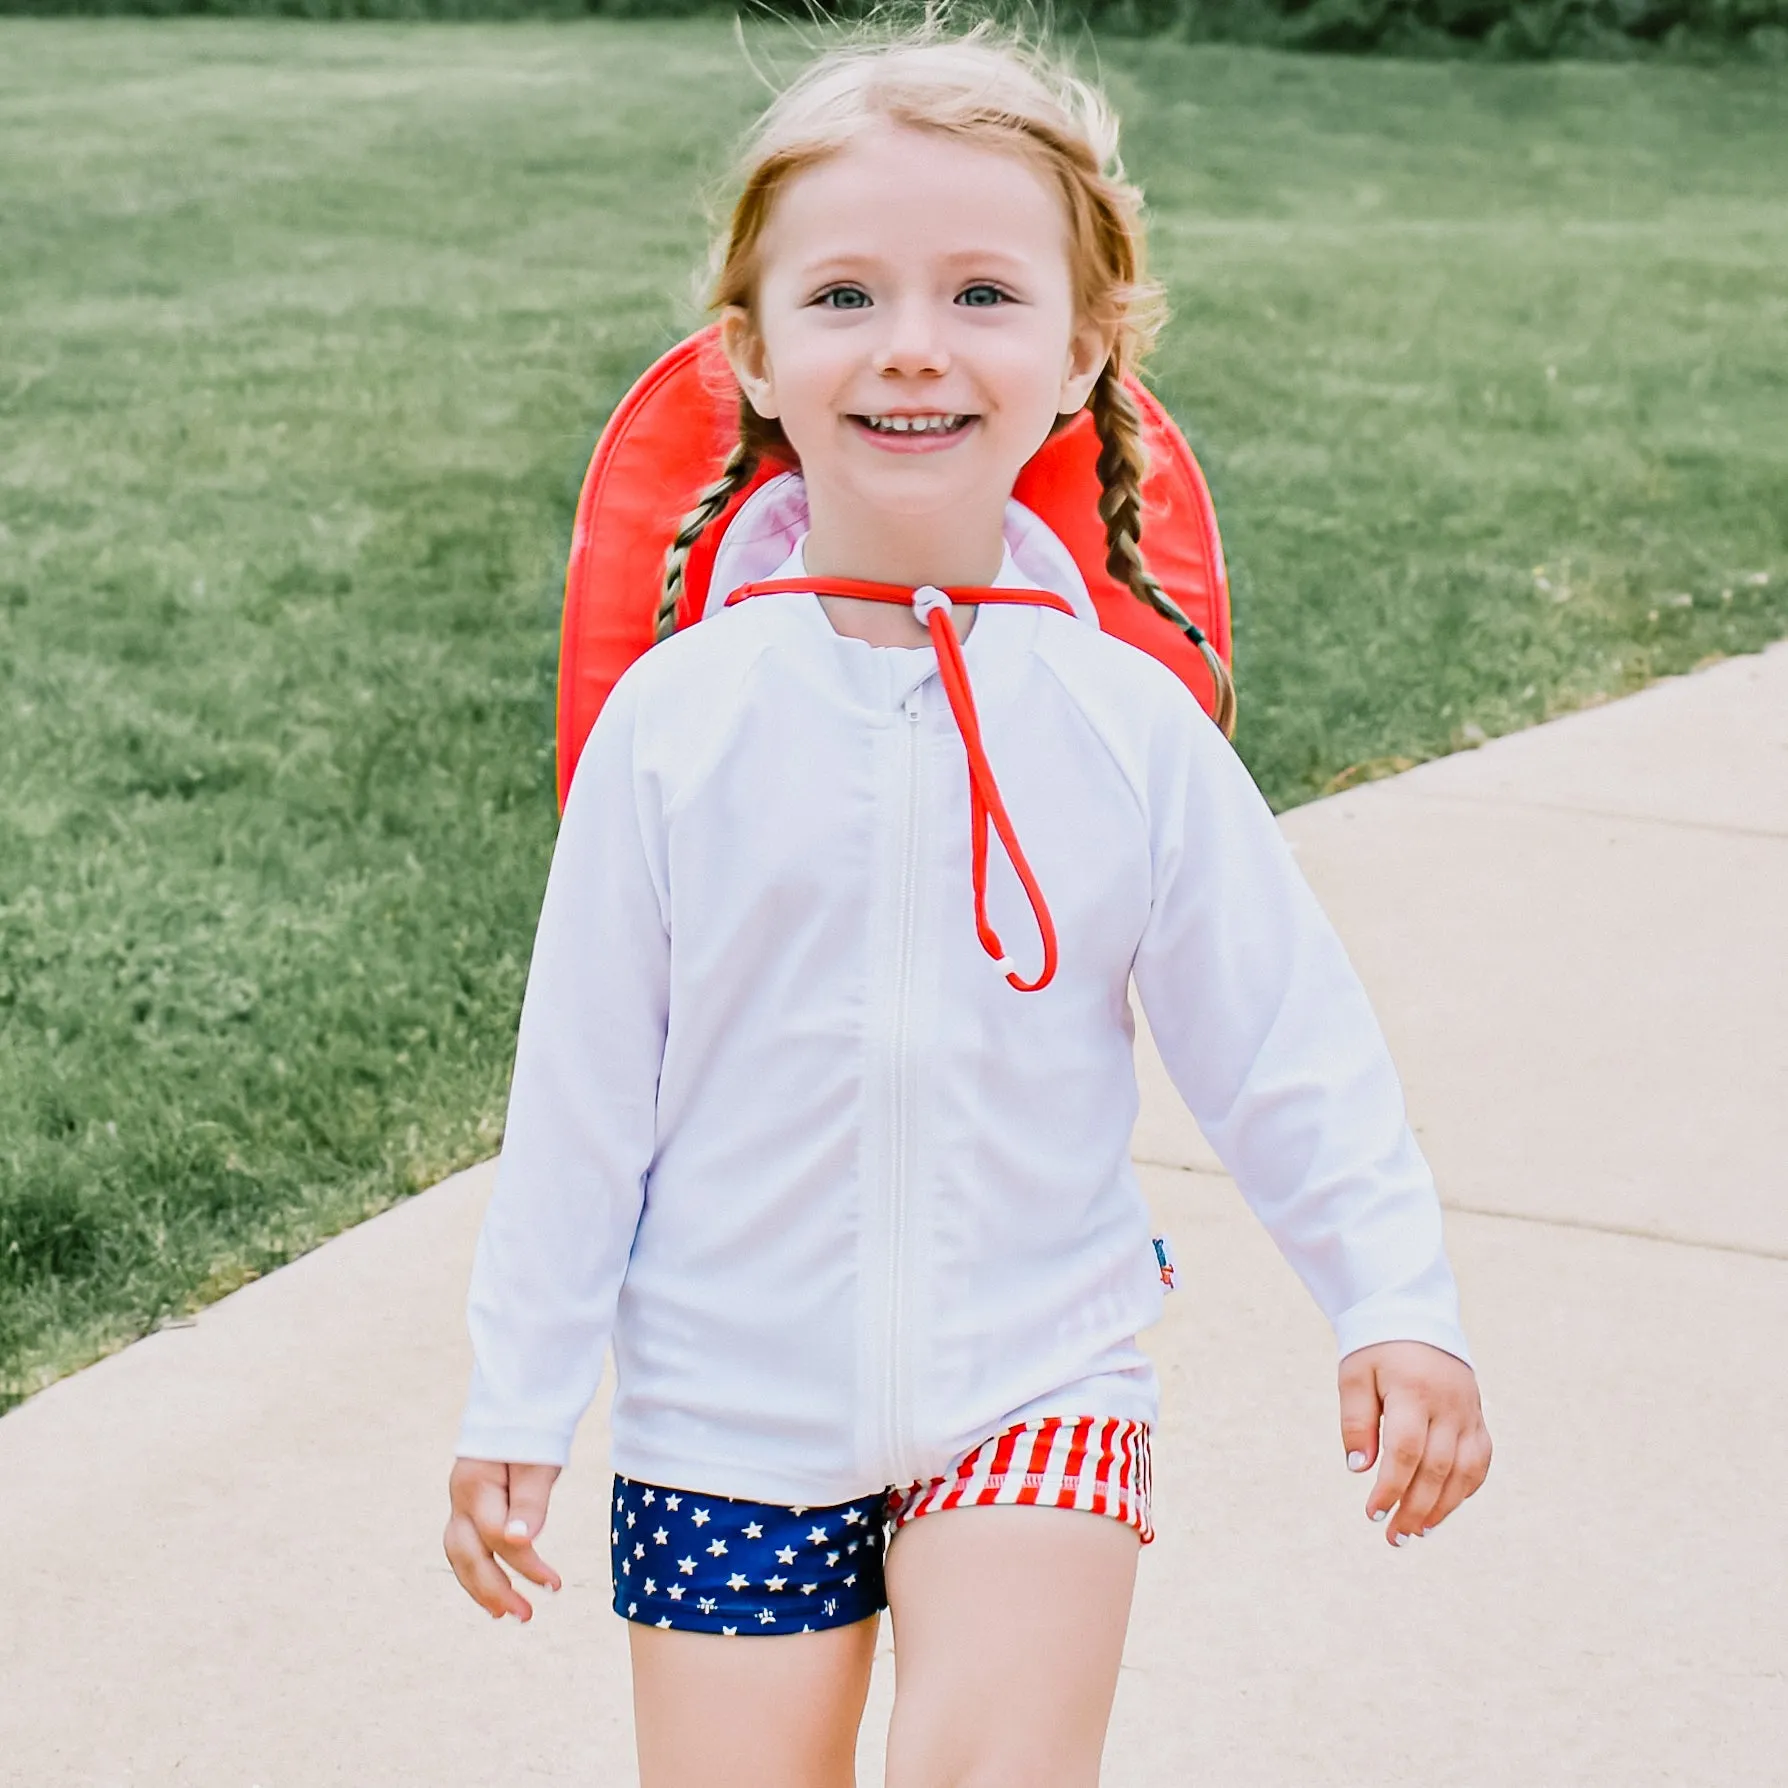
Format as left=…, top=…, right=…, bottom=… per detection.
left=658, top=13, right=1236, bottom=735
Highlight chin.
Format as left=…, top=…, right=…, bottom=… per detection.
left=853, top=484, right=1000, bottom=525
left=848, top=453, right=1008, bottom=500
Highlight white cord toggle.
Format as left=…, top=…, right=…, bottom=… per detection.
left=993, top=956, right=1017, bottom=978
left=911, top=584, right=954, bottom=625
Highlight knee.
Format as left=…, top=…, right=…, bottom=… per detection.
left=940, top=1768, right=1084, bottom=1788
left=886, top=1726, right=1101, bottom=1788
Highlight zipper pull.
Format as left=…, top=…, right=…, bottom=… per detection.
left=904, top=693, right=922, bottom=723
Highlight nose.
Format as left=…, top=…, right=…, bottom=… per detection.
left=874, top=295, right=950, bottom=381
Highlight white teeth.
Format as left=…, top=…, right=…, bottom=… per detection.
left=861, top=414, right=964, bottom=434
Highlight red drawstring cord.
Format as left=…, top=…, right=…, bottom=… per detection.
left=725, top=575, right=1072, bottom=993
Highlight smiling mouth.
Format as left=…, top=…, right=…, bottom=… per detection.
left=851, top=412, right=974, bottom=437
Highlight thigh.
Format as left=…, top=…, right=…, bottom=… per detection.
left=629, top=1615, right=879, bottom=1788
left=882, top=1505, right=1140, bottom=1788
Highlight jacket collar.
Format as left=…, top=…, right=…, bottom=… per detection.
left=703, top=470, right=1098, bottom=625
left=753, top=532, right=1042, bottom=713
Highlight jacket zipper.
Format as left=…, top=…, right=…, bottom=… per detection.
left=884, top=690, right=924, bottom=1479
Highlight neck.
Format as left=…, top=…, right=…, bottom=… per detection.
left=800, top=492, right=1006, bottom=589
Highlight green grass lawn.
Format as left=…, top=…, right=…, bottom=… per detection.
left=1, top=19, right=1783, bottom=1407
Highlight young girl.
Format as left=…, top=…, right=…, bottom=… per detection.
left=443, top=23, right=1490, bottom=1786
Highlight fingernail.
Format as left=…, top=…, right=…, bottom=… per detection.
left=505, top=1518, right=529, bottom=1539
left=1391, top=1532, right=1411, bottom=1547
left=1370, top=1508, right=1388, bottom=1523
left=1346, top=1450, right=1368, bottom=1472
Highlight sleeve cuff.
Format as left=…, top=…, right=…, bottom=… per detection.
left=1332, top=1305, right=1474, bottom=1372
left=453, top=1420, right=575, bottom=1468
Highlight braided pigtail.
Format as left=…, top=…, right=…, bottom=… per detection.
left=656, top=401, right=787, bottom=643
left=1089, top=364, right=1237, bottom=738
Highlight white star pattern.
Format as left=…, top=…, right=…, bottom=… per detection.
left=614, top=1478, right=888, bottom=1638
left=722, top=1626, right=737, bottom=1637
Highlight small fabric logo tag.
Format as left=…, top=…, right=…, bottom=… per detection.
left=1152, top=1233, right=1177, bottom=1290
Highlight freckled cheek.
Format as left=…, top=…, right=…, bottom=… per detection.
left=790, top=384, right=859, bottom=447
left=769, top=339, right=860, bottom=423
left=970, top=330, right=1075, bottom=415
left=753, top=367, right=844, bottom=456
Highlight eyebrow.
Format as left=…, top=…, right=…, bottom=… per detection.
left=796, top=248, right=1037, bottom=280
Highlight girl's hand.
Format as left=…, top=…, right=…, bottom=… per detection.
left=443, top=1457, right=564, bottom=1620
left=1337, top=1341, right=1491, bottom=1545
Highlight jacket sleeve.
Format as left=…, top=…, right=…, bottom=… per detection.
left=455, top=675, right=671, bottom=1464
left=1131, top=708, right=1472, bottom=1367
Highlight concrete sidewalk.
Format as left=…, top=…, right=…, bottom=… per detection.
left=3, top=644, right=1783, bottom=1787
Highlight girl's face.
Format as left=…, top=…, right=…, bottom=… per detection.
left=721, top=122, right=1111, bottom=581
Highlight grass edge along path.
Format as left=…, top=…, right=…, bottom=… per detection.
left=1, top=20, right=1784, bottom=1408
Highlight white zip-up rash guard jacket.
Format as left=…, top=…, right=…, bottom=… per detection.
left=457, top=538, right=1471, bottom=1506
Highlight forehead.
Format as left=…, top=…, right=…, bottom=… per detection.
left=760, top=122, right=1071, bottom=277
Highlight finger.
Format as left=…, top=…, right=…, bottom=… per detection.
left=469, top=1474, right=517, bottom=1550
left=1336, top=1352, right=1384, bottom=1475
left=499, top=1463, right=563, bottom=1592
left=1388, top=1426, right=1456, bottom=1539
left=1415, top=1461, right=1471, bottom=1535
left=443, top=1512, right=533, bottom=1621
left=1422, top=1427, right=1493, bottom=1532
left=469, top=1477, right=539, bottom=1619
left=1367, top=1398, right=1429, bottom=1541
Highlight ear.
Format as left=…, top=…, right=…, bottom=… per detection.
left=719, top=305, right=779, bottom=420
left=1058, top=316, right=1113, bottom=415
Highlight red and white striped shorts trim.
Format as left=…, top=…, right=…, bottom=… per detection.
left=887, top=1416, right=1154, bottom=1545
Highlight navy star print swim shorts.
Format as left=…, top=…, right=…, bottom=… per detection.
left=609, top=1417, right=1154, bottom=1637
left=609, top=1475, right=889, bottom=1636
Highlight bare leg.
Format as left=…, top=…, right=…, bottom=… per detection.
left=882, top=1506, right=1140, bottom=1788
left=628, top=1615, right=879, bottom=1788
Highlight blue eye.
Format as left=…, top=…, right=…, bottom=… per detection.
left=817, top=286, right=871, bottom=310
left=958, top=284, right=1010, bottom=308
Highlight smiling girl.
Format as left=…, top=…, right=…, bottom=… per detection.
left=443, top=22, right=1489, bottom=1787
